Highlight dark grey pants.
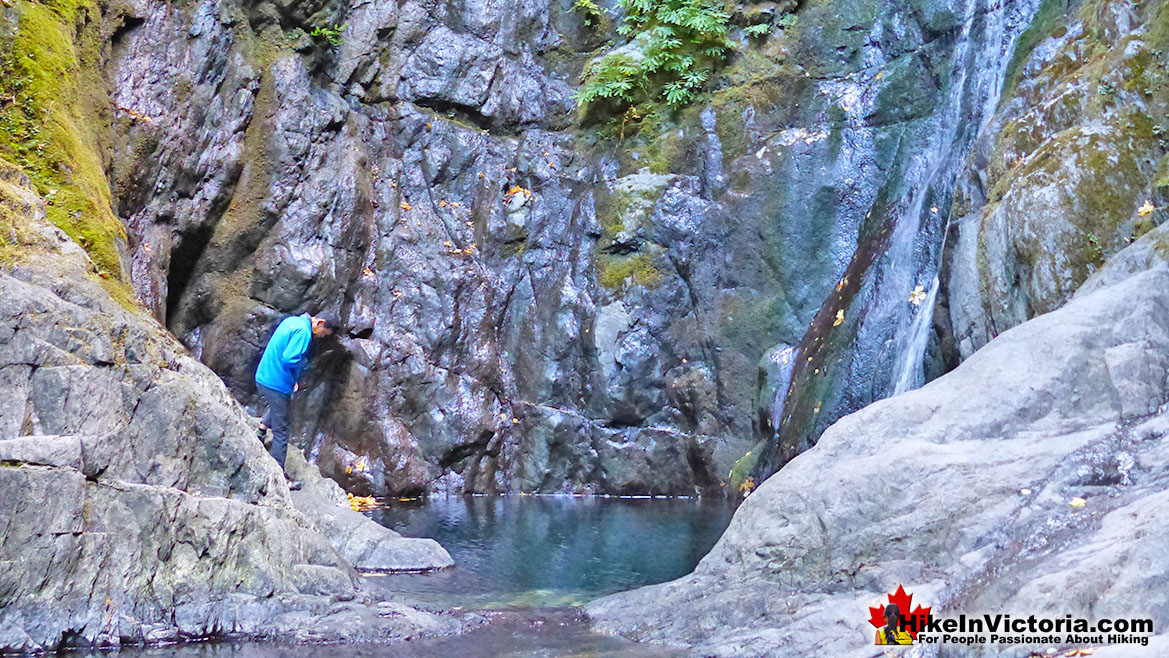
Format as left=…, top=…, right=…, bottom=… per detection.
left=258, top=383, right=292, bottom=469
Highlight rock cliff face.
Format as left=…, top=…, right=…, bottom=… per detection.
left=943, top=0, right=1169, bottom=360
left=0, top=160, right=453, bottom=650
left=89, top=0, right=1064, bottom=496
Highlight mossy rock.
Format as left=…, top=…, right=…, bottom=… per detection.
left=0, top=0, right=135, bottom=305
left=596, top=249, right=665, bottom=290
left=727, top=438, right=766, bottom=497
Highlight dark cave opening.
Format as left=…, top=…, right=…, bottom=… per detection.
left=165, top=224, right=214, bottom=329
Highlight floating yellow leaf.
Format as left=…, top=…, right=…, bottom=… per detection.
left=400, top=201, right=411, bottom=211
left=833, top=309, right=845, bottom=326
left=1138, top=200, right=1155, bottom=216
left=1069, top=497, right=1087, bottom=508
left=909, top=285, right=927, bottom=306
left=930, top=205, right=939, bottom=214
left=348, top=493, right=377, bottom=512
left=439, top=200, right=448, bottom=207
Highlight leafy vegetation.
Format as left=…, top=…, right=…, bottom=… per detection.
left=573, top=0, right=606, bottom=26
left=575, top=0, right=735, bottom=122
left=310, top=23, right=345, bottom=47
left=743, top=22, right=772, bottom=38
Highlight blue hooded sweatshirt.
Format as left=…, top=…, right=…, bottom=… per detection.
left=255, top=313, right=313, bottom=394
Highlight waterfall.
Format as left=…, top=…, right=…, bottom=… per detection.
left=763, top=0, right=1045, bottom=473
left=892, top=272, right=941, bottom=395
left=887, top=0, right=1036, bottom=396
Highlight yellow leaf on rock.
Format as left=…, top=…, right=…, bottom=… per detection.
left=400, top=201, right=411, bottom=211
left=909, top=285, right=927, bottom=306
left=1069, top=497, right=1087, bottom=508
left=833, top=309, right=845, bottom=326
left=1138, top=200, right=1155, bottom=216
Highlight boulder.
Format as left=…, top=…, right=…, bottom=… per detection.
left=589, top=254, right=1169, bottom=655
left=285, top=448, right=454, bottom=572
left=0, top=161, right=457, bottom=650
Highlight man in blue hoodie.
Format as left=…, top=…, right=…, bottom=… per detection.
left=255, top=310, right=338, bottom=488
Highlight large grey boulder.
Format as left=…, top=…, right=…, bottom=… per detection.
left=589, top=256, right=1169, bottom=655
left=0, top=162, right=456, bottom=650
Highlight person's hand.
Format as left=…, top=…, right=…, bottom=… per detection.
left=294, top=383, right=299, bottom=393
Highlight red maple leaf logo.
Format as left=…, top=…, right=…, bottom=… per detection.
left=867, top=585, right=932, bottom=640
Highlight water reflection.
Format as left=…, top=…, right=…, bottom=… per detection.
left=365, top=496, right=736, bottom=608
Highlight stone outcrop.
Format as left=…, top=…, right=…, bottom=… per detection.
left=588, top=236, right=1169, bottom=657
left=0, top=160, right=454, bottom=651
left=943, top=0, right=1168, bottom=360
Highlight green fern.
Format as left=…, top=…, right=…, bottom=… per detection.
left=575, top=0, right=734, bottom=120
left=310, top=24, right=345, bottom=47
left=744, top=23, right=771, bottom=37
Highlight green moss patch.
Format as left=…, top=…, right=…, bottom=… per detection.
left=596, top=249, right=664, bottom=290
left=0, top=0, right=133, bottom=301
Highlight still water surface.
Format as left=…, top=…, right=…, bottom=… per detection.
left=87, top=496, right=735, bottom=657
left=365, top=495, right=737, bottom=608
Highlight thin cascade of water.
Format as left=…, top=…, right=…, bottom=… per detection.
left=885, top=0, right=1039, bottom=395
left=765, top=0, right=1045, bottom=465
left=892, top=272, right=941, bottom=394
